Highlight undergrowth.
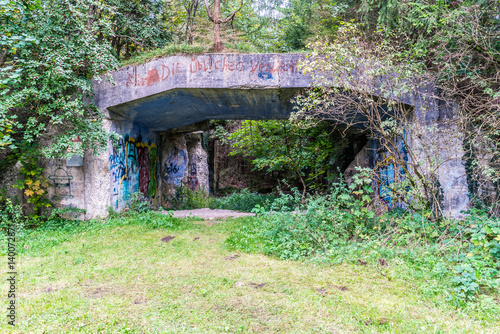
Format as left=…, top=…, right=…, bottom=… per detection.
left=210, top=188, right=278, bottom=212
left=164, top=185, right=211, bottom=210
left=225, top=172, right=500, bottom=314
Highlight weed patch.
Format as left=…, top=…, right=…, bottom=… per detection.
left=225, top=184, right=500, bottom=316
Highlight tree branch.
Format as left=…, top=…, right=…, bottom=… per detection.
left=220, top=0, right=244, bottom=24
left=203, top=0, right=214, bottom=22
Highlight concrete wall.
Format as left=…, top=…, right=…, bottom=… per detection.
left=158, top=131, right=209, bottom=208
left=37, top=121, right=211, bottom=218
left=0, top=161, right=22, bottom=203
left=94, top=54, right=308, bottom=112
left=108, top=121, right=159, bottom=211
left=343, top=123, right=469, bottom=217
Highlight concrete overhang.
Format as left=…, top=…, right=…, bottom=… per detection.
left=92, top=53, right=443, bottom=130
left=106, top=87, right=301, bottom=131
left=93, top=53, right=310, bottom=131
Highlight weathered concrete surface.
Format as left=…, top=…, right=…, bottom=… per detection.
left=343, top=143, right=372, bottom=185
left=185, top=132, right=209, bottom=193
left=95, top=54, right=307, bottom=108
left=83, top=146, right=112, bottom=219
left=158, top=131, right=209, bottom=208
left=107, top=120, right=159, bottom=212
left=94, top=54, right=307, bottom=131
left=410, top=123, right=469, bottom=218
left=92, top=54, right=443, bottom=130
left=159, top=132, right=188, bottom=202
left=45, top=158, right=86, bottom=220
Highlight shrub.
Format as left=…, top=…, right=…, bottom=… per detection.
left=225, top=170, right=500, bottom=310
left=165, top=184, right=211, bottom=210
left=126, top=192, right=151, bottom=213
left=0, top=197, right=25, bottom=235
left=210, top=188, right=277, bottom=212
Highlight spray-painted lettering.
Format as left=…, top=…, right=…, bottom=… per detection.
left=125, top=57, right=299, bottom=87
left=163, top=150, right=187, bottom=186
left=109, top=134, right=158, bottom=209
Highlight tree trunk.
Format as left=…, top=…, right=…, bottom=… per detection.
left=185, top=0, right=199, bottom=45
left=205, top=0, right=242, bottom=52
left=213, top=0, right=223, bottom=52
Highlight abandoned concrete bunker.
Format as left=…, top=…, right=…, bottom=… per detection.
left=9, top=54, right=470, bottom=219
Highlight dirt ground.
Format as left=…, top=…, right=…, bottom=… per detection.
left=167, top=208, right=255, bottom=220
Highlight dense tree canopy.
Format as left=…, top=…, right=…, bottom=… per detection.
left=0, top=0, right=173, bottom=212
left=0, top=0, right=172, bottom=158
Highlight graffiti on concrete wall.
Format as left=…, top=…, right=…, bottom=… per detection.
left=109, top=134, right=158, bottom=208
left=163, top=150, right=187, bottom=186
left=49, top=159, right=74, bottom=200
left=125, top=57, right=299, bottom=87
left=374, top=131, right=409, bottom=208
left=188, top=160, right=199, bottom=191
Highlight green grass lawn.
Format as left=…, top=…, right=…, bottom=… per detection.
left=1, top=214, right=499, bottom=333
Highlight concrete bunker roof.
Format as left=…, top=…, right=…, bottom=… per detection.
left=93, top=53, right=439, bottom=131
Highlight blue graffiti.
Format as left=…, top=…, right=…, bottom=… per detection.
left=258, top=71, right=273, bottom=80
left=375, top=130, right=409, bottom=208
left=109, top=134, right=140, bottom=209
left=379, top=163, right=395, bottom=205
left=163, top=150, right=187, bottom=186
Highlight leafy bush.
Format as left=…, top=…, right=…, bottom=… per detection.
left=0, top=197, right=25, bottom=235
left=40, top=207, right=87, bottom=230
left=465, top=209, right=500, bottom=260
left=227, top=170, right=376, bottom=259
left=210, top=188, right=277, bottom=212
left=225, top=170, right=500, bottom=311
left=126, top=192, right=151, bottom=213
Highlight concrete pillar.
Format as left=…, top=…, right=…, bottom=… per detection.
left=412, top=90, right=469, bottom=218
left=159, top=130, right=209, bottom=208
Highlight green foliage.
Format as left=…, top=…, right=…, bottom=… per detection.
left=165, top=184, right=211, bottom=210
left=290, top=0, right=499, bottom=214
left=0, top=197, right=25, bottom=235
left=12, top=145, right=50, bottom=216
left=228, top=170, right=375, bottom=260
left=1, top=0, right=172, bottom=161
left=226, top=170, right=500, bottom=310
left=210, top=188, right=276, bottom=212
left=1, top=0, right=120, bottom=158
left=277, top=0, right=316, bottom=50
left=0, top=0, right=175, bottom=214
left=106, top=0, right=172, bottom=60
left=465, top=209, right=500, bottom=261
left=119, top=210, right=189, bottom=231
left=125, top=192, right=151, bottom=213
left=449, top=263, right=480, bottom=307
left=224, top=120, right=349, bottom=194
